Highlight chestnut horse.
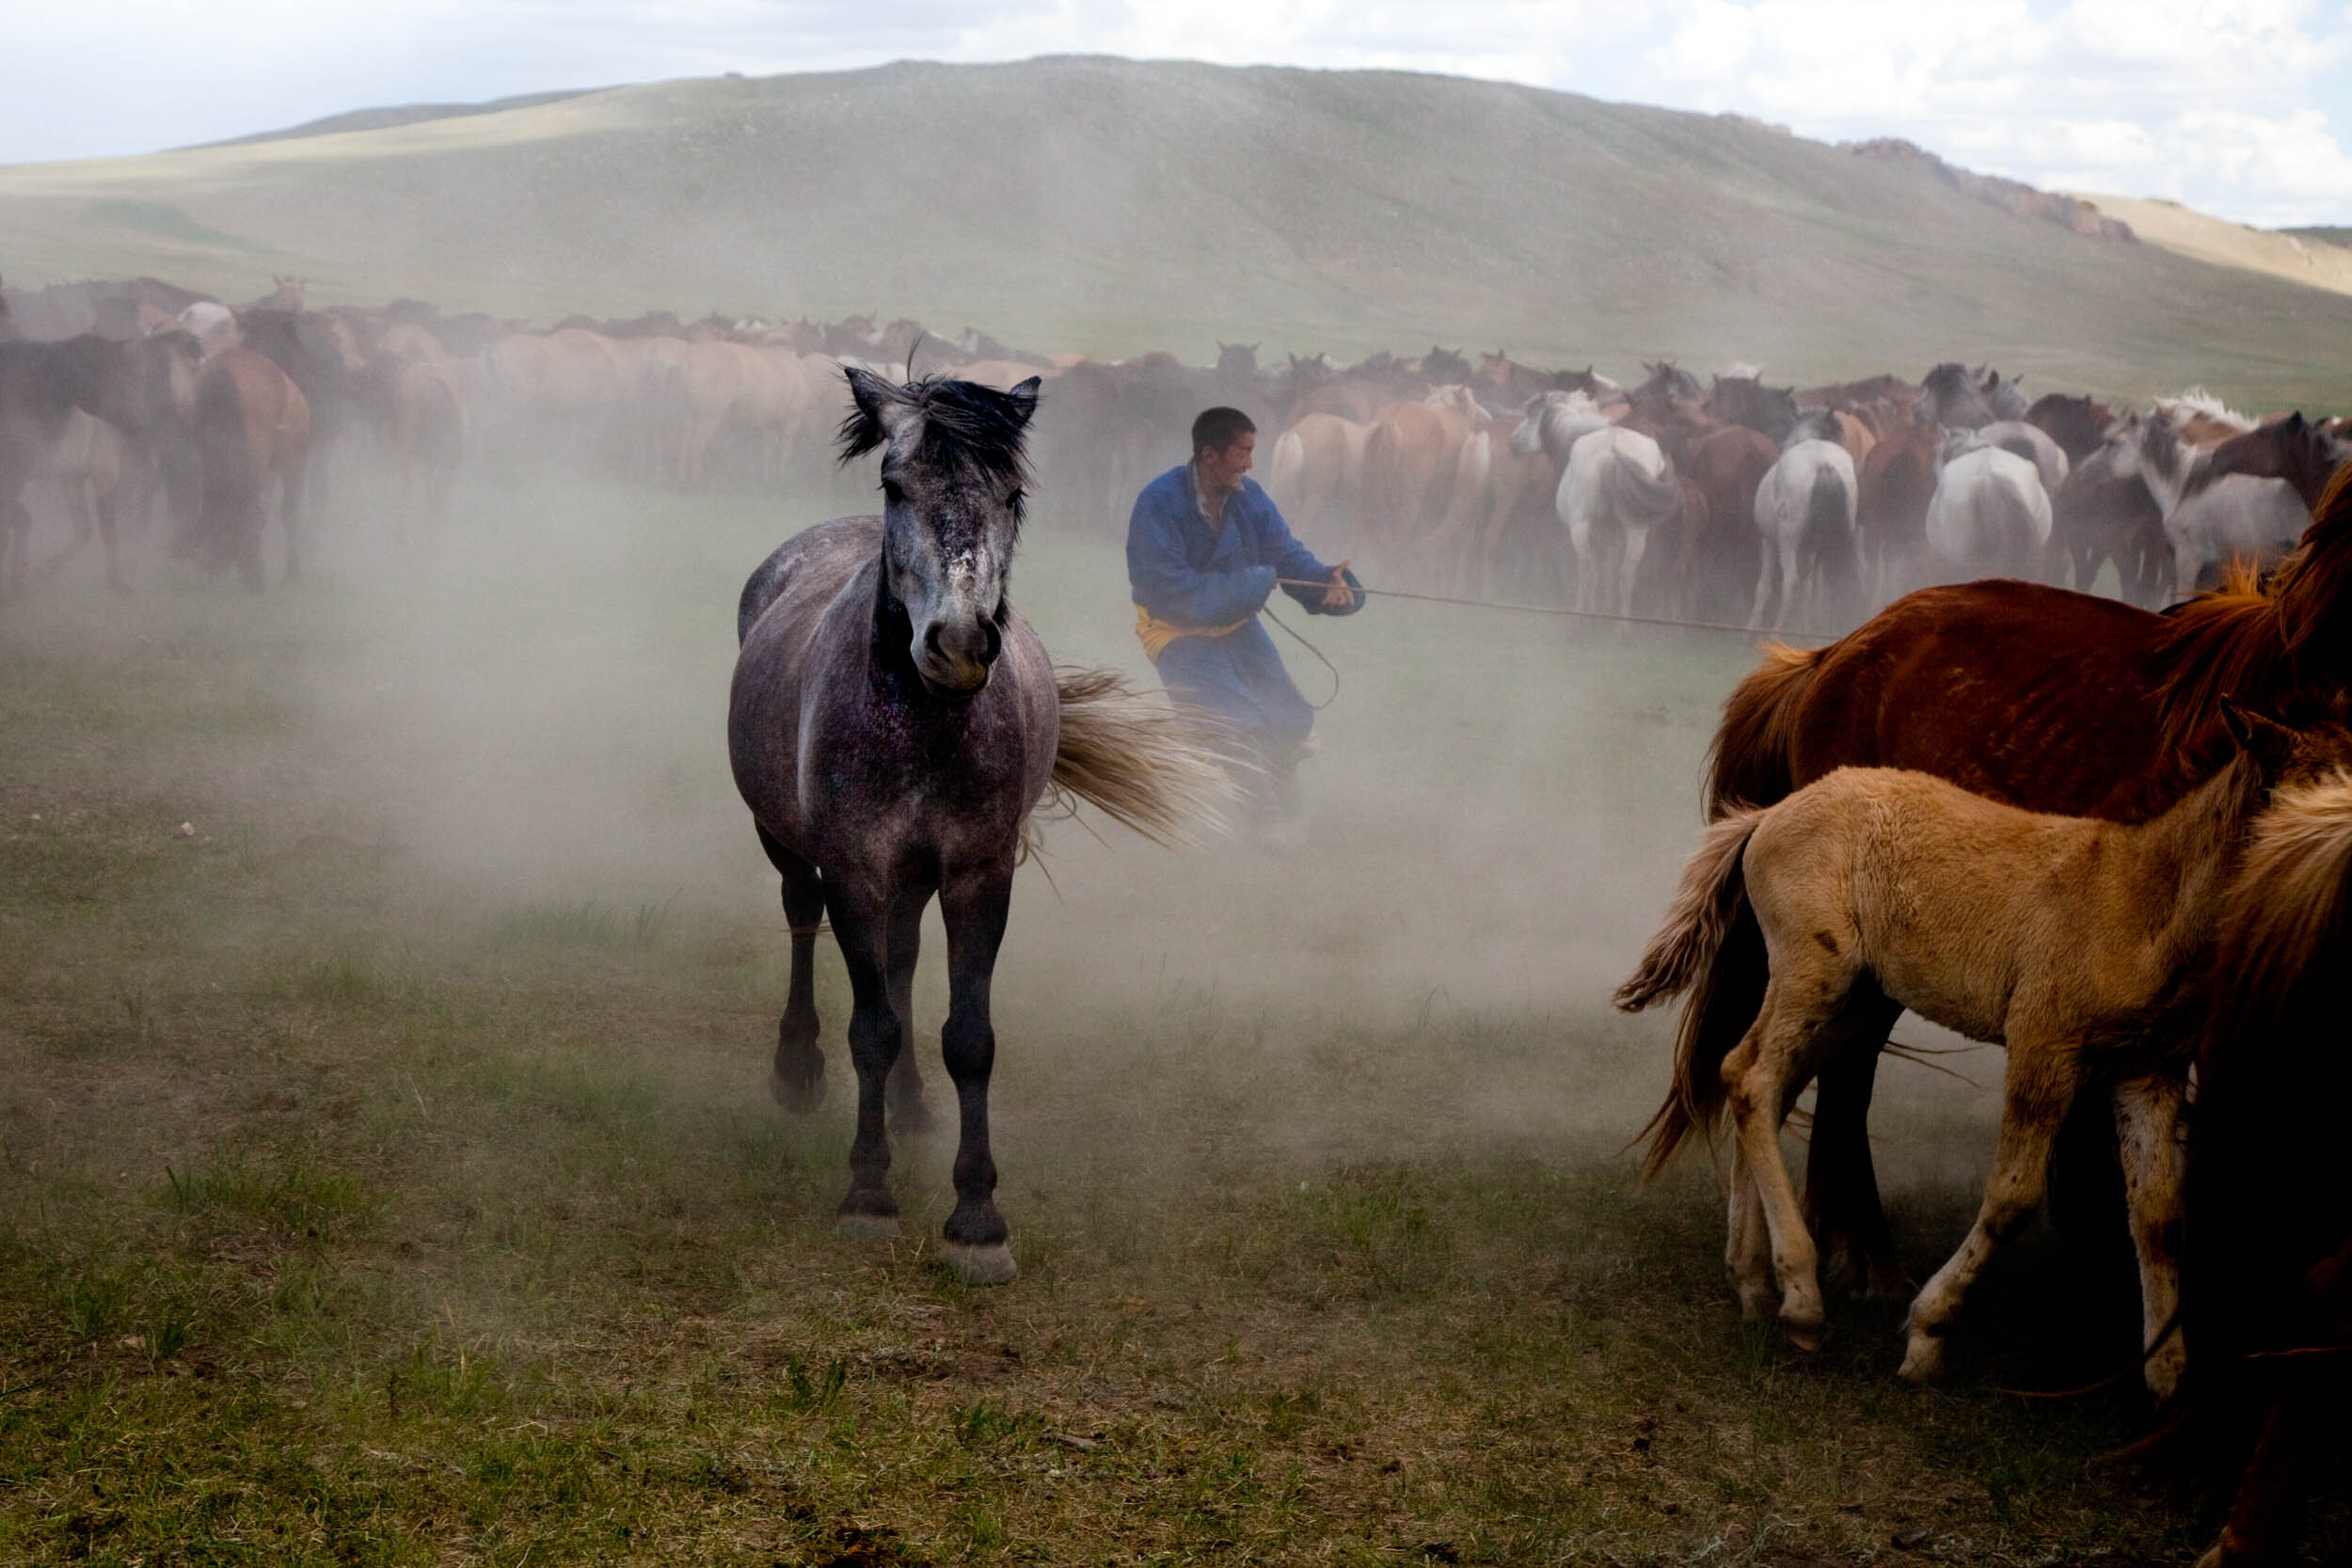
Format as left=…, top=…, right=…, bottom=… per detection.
left=1659, top=463, right=2352, bottom=1302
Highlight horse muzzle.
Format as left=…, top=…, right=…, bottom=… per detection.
left=916, top=617, right=1002, bottom=695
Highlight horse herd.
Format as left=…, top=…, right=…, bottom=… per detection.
left=9, top=274, right=2352, bottom=1562
left=5, top=271, right=2345, bottom=641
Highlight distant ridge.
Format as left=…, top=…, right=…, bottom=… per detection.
left=4, top=55, right=2347, bottom=406
left=193, top=88, right=603, bottom=149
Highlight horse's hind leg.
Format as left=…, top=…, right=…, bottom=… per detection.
left=883, top=891, right=937, bottom=1135
left=280, top=456, right=309, bottom=584
left=1803, top=988, right=1910, bottom=1302
left=1900, top=1034, right=2082, bottom=1381
left=825, top=879, right=903, bottom=1237
left=935, top=862, right=1016, bottom=1286
left=758, top=826, right=826, bottom=1113
left=2113, top=1071, right=2187, bottom=1400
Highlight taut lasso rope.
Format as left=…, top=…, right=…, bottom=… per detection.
left=1272, top=578, right=1846, bottom=645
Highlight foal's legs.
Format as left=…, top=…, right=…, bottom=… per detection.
left=826, top=880, right=904, bottom=1237
left=756, top=826, right=826, bottom=1113
left=1725, top=1135, right=1777, bottom=1323
left=936, top=862, right=1016, bottom=1286
left=2113, top=1070, right=2188, bottom=1400
left=1721, top=969, right=1856, bottom=1348
left=1900, top=1036, right=2082, bottom=1381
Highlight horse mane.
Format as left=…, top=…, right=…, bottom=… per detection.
left=2153, top=464, right=2352, bottom=765
left=834, top=372, right=1037, bottom=518
left=2156, top=387, right=2252, bottom=431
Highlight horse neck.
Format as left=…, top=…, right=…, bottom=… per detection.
left=2121, top=752, right=2267, bottom=959
left=2139, top=431, right=2201, bottom=515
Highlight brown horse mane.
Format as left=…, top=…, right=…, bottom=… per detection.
left=2150, top=463, right=2352, bottom=773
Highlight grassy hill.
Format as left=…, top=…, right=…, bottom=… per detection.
left=2, top=55, right=2348, bottom=405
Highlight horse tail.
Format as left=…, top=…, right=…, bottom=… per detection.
left=1707, top=640, right=1820, bottom=816
left=1048, top=667, right=1235, bottom=847
left=1805, top=462, right=1858, bottom=597
left=1620, top=807, right=1767, bottom=1180
left=1606, top=443, right=1684, bottom=525
left=1981, top=467, right=2042, bottom=576
left=189, top=359, right=257, bottom=562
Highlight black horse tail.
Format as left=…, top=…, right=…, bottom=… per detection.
left=1047, top=668, right=1234, bottom=848
left=185, top=363, right=257, bottom=568
left=1805, top=463, right=1858, bottom=599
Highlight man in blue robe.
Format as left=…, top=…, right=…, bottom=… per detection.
left=1126, top=406, right=1363, bottom=813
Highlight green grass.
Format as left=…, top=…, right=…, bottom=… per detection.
left=4, top=57, right=2351, bottom=407
left=0, top=466, right=2247, bottom=1563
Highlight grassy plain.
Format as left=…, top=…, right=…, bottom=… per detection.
left=4, top=57, right=2352, bottom=408
left=0, top=456, right=2238, bottom=1565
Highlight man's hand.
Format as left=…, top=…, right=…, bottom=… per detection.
left=1323, top=561, right=1359, bottom=610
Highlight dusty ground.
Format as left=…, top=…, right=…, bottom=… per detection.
left=0, top=466, right=2228, bottom=1564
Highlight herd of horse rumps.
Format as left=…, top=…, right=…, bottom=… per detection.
left=8, top=271, right=2352, bottom=1565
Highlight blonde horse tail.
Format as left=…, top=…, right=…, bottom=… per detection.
left=1267, top=428, right=1306, bottom=513
left=1047, top=667, right=1235, bottom=848
left=1618, top=807, right=1768, bottom=1180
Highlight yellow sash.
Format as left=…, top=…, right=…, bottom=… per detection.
left=1134, top=605, right=1252, bottom=662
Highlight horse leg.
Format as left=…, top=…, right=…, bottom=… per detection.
left=757, top=826, right=826, bottom=1113
left=883, top=888, right=937, bottom=1135
left=1721, top=967, right=1854, bottom=1348
left=936, top=862, right=1016, bottom=1285
left=1900, top=1034, right=2081, bottom=1381
left=1617, top=521, right=1649, bottom=620
left=825, top=881, right=903, bottom=1237
left=2113, top=1071, right=2187, bottom=1400
left=1802, top=990, right=1910, bottom=1301
left=2197, top=1400, right=2311, bottom=1568
left=1724, top=1132, right=1776, bottom=1323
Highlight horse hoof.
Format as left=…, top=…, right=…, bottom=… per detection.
left=1898, top=1335, right=1946, bottom=1383
left=940, top=1242, right=1017, bottom=1287
left=769, top=1067, right=824, bottom=1114
left=835, top=1212, right=900, bottom=1241
left=1780, top=1313, right=1825, bottom=1353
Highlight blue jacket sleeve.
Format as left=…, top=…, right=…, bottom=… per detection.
left=1126, top=482, right=1275, bottom=626
left=1250, top=485, right=1365, bottom=617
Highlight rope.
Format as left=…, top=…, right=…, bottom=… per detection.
left=1272, top=578, right=1843, bottom=645
left=1261, top=605, right=1341, bottom=709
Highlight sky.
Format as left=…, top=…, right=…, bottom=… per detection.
left=7, top=0, right=2349, bottom=228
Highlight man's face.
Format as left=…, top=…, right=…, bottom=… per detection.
left=1199, top=432, right=1255, bottom=491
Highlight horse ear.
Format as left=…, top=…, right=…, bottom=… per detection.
left=2221, top=696, right=2295, bottom=761
left=1005, top=377, right=1042, bottom=428
left=836, top=364, right=909, bottom=465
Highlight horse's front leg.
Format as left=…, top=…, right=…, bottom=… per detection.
left=884, top=887, right=937, bottom=1134
left=757, top=826, right=826, bottom=1112
left=824, top=883, right=903, bottom=1238
left=2114, top=1070, right=2188, bottom=1400
left=936, top=862, right=1016, bottom=1286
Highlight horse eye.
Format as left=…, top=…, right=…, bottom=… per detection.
left=882, top=480, right=905, bottom=505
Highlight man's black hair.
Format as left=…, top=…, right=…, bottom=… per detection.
left=1191, top=405, right=1256, bottom=457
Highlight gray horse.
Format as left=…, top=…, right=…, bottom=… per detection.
left=729, top=370, right=1227, bottom=1285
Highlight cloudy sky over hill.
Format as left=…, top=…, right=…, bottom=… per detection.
left=8, top=0, right=2349, bottom=228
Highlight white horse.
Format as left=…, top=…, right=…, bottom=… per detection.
left=1968, top=421, right=2069, bottom=499
left=1507, top=388, right=1613, bottom=467
left=1752, top=436, right=1858, bottom=630
left=2096, top=411, right=2308, bottom=600
left=1552, top=426, right=1682, bottom=617
left=1925, top=443, right=2051, bottom=579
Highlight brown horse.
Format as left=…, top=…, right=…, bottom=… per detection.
left=1855, top=420, right=1939, bottom=601
left=2176, top=768, right=2352, bottom=1568
left=1620, top=396, right=1775, bottom=622
left=2185, top=412, right=2349, bottom=515
left=185, top=347, right=310, bottom=588
left=1675, top=463, right=2352, bottom=1300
